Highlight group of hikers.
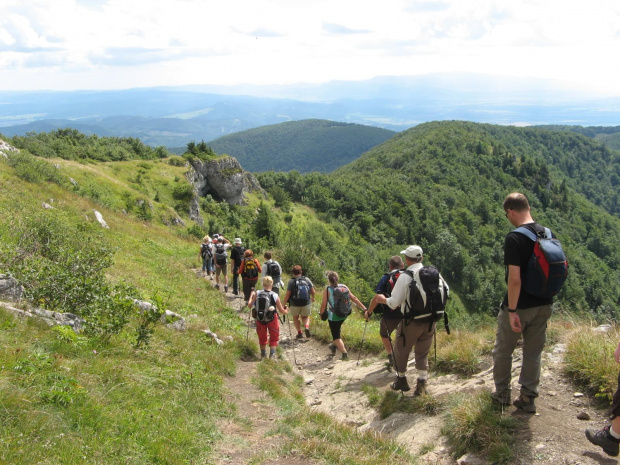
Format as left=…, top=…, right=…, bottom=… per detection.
left=199, top=192, right=620, bottom=458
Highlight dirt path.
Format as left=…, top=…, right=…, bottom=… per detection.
left=210, top=279, right=618, bottom=464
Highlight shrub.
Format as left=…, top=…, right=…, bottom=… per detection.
left=5, top=151, right=66, bottom=185
left=167, top=156, right=186, bottom=167
left=0, top=208, right=138, bottom=339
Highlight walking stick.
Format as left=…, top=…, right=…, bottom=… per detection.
left=286, top=307, right=298, bottom=365
left=246, top=288, right=255, bottom=341
left=385, top=313, right=399, bottom=373
left=246, top=303, right=252, bottom=341
left=356, top=315, right=369, bottom=366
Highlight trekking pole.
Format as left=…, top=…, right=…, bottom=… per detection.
left=286, top=308, right=298, bottom=365
left=356, top=316, right=369, bottom=366
left=385, top=313, right=399, bottom=373
left=246, top=303, right=252, bottom=341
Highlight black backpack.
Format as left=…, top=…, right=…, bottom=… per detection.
left=200, top=243, right=212, bottom=259
left=255, top=290, right=276, bottom=323
left=404, top=266, right=449, bottom=333
left=265, top=261, right=281, bottom=279
left=214, top=244, right=227, bottom=266
left=231, top=246, right=245, bottom=265
left=329, top=284, right=352, bottom=318
left=375, top=269, right=402, bottom=315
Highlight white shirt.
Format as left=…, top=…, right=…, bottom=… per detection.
left=385, top=262, right=449, bottom=313
left=386, top=263, right=422, bottom=312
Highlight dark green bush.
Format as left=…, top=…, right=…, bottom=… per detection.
left=0, top=209, right=138, bottom=340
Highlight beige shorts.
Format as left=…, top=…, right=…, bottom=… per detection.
left=288, top=303, right=312, bottom=317
left=215, top=263, right=228, bottom=276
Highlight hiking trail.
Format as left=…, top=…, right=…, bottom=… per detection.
left=208, top=277, right=617, bottom=465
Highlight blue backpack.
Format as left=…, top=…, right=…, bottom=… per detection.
left=293, top=277, right=311, bottom=303
left=514, top=226, right=568, bottom=298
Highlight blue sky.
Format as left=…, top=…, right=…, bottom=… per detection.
left=1, top=0, right=619, bottom=95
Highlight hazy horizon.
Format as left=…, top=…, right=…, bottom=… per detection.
left=1, top=1, right=620, bottom=97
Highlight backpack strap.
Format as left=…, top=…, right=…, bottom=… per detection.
left=514, top=225, right=552, bottom=241
left=513, top=226, right=537, bottom=241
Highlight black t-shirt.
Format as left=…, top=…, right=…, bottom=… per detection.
left=230, top=246, right=245, bottom=267
left=502, top=222, right=553, bottom=309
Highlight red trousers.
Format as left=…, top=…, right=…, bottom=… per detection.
left=256, top=318, right=280, bottom=346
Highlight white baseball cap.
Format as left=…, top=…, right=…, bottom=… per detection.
left=400, top=245, right=423, bottom=259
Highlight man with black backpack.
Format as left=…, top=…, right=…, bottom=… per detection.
left=492, top=192, right=566, bottom=414
left=366, top=255, right=404, bottom=367
left=375, top=245, right=449, bottom=395
left=262, top=251, right=283, bottom=295
left=230, top=238, right=245, bottom=296
left=282, top=265, right=315, bottom=339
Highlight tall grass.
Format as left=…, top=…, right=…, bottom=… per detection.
left=563, top=325, right=620, bottom=401
left=443, top=391, right=517, bottom=464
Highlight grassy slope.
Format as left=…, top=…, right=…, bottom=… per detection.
left=0, top=153, right=417, bottom=464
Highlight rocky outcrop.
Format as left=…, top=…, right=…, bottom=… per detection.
left=0, top=139, right=19, bottom=157
left=1, top=304, right=85, bottom=332
left=0, top=274, right=24, bottom=301
left=94, top=210, right=109, bottom=229
left=1, top=274, right=84, bottom=332
left=186, top=156, right=265, bottom=207
left=133, top=299, right=187, bottom=331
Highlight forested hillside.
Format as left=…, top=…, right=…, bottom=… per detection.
left=208, top=119, right=395, bottom=173
left=6, top=128, right=170, bottom=161
left=539, top=124, right=620, bottom=151
left=257, top=121, right=620, bottom=318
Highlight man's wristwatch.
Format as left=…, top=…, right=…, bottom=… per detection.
left=508, top=308, right=517, bottom=313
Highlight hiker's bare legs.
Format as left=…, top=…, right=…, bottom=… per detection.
left=293, top=315, right=308, bottom=332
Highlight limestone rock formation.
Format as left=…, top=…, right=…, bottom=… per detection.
left=186, top=155, right=265, bottom=207
left=0, top=139, right=19, bottom=157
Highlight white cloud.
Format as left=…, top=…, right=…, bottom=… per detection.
left=0, top=0, right=618, bottom=95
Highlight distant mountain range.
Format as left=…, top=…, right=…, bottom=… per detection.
left=208, top=119, right=395, bottom=173
left=2, top=74, right=620, bottom=148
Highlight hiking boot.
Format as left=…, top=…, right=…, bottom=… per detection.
left=269, top=352, right=276, bottom=360
left=341, top=352, right=349, bottom=361
left=391, top=376, right=411, bottom=392
left=305, top=328, right=311, bottom=338
left=513, top=394, right=536, bottom=413
left=295, top=333, right=304, bottom=340
left=224, top=285, right=228, bottom=293
left=586, top=426, right=620, bottom=456
left=328, top=343, right=337, bottom=356
left=214, top=284, right=220, bottom=290
left=260, top=351, right=266, bottom=360
left=387, top=353, right=394, bottom=367
left=491, top=392, right=511, bottom=407
left=413, top=379, right=428, bottom=396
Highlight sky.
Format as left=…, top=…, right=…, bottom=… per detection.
left=1, top=0, right=620, bottom=95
